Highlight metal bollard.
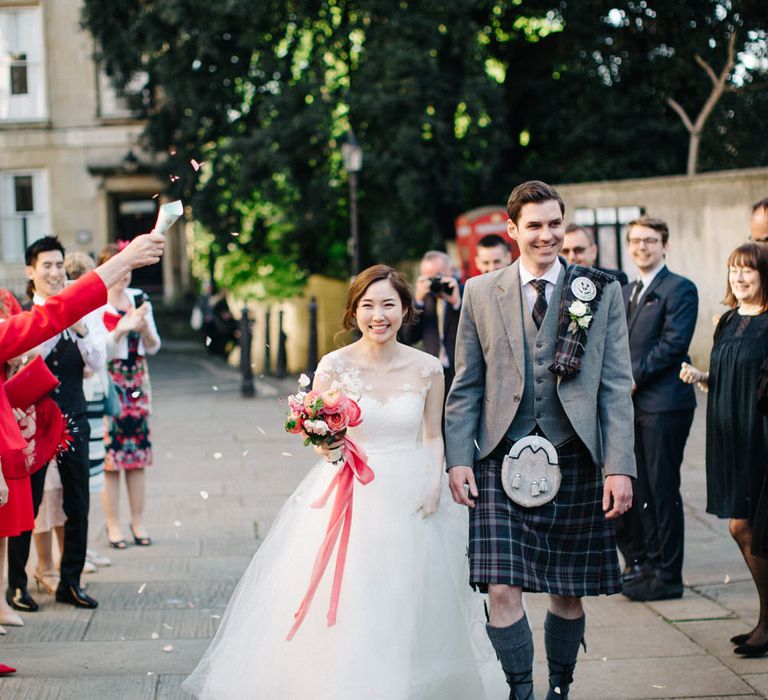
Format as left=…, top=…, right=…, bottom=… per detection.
left=264, top=307, right=272, bottom=376
left=275, top=309, right=287, bottom=378
left=307, top=296, right=318, bottom=373
left=239, top=305, right=256, bottom=398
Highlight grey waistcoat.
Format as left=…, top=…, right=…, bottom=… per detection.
left=506, top=284, right=576, bottom=446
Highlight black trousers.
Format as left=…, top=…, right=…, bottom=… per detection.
left=7, top=418, right=90, bottom=590
left=616, top=408, right=694, bottom=584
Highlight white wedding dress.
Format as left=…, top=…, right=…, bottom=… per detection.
left=183, top=348, right=506, bottom=699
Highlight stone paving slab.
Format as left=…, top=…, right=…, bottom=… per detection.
left=0, top=639, right=208, bottom=678
left=0, top=607, right=91, bottom=643
left=77, top=580, right=239, bottom=611
left=0, top=675, right=159, bottom=699
left=674, top=620, right=768, bottom=676
left=81, top=556, right=250, bottom=584
left=646, top=590, right=736, bottom=622
left=83, top=609, right=224, bottom=642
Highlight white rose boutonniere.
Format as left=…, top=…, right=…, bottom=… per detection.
left=567, top=300, right=592, bottom=334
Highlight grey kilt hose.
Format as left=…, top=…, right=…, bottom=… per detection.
left=469, top=436, right=622, bottom=597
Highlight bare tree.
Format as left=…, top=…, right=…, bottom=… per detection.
left=666, top=32, right=737, bottom=176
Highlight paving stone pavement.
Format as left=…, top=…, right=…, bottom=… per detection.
left=0, top=345, right=767, bottom=699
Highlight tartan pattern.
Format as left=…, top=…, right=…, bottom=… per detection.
left=468, top=438, right=621, bottom=596
left=549, top=264, right=614, bottom=379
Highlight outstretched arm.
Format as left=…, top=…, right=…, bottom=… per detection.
left=417, top=366, right=445, bottom=518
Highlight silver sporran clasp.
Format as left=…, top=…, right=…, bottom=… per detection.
left=501, top=435, right=561, bottom=507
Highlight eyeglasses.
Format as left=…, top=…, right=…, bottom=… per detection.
left=627, top=237, right=662, bottom=247
left=560, top=246, right=587, bottom=255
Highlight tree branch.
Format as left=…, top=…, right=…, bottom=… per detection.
left=666, top=97, right=694, bottom=133
left=695, top=54, right=718, bottom=87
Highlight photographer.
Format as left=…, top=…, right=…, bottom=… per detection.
left=400, top=251, right=462, bottom=393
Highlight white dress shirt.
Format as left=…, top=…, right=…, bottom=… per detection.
left=518, top=258, right=563, bottom=313
left=33, top=292, right=105, bottom=371
left=634, top=261, right=666, bottom=303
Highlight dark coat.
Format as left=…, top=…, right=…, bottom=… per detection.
left=623, top=266, right=698, bottom=414
left=400, top=293, right=461, bottom=379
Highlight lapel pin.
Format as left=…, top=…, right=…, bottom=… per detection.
left=571, top=277, right=597, bottom=302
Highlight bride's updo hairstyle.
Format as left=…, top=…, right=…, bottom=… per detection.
left=342, top=264, right=417, bottom=331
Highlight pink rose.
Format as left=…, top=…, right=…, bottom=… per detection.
left=285, top=412, right=305, bottom=434
left=325, top=411, right=349, bottom=434
left=321, top=389, right=344, bottom=414
left=303, top=390, right=322, bottom=416
left=343, top=398, right=362, bottom=427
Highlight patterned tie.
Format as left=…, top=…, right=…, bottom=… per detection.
left=530, top=279, right=548, bottom=329
left=627, top=279, right=644, bottom=318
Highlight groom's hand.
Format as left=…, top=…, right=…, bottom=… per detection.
left=449, top=466, right=478, bottom=508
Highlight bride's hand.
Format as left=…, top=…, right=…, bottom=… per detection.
left=417, top=481, right=441, bottom=519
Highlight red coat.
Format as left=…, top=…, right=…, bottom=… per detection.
left=0, top=271, right=106, bottom=455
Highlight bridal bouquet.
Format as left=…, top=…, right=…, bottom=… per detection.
left=285, top=374, right=362, bottom=463
left=284, top=374, right=373, bottom=641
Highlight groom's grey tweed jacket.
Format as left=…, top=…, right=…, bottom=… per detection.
left=445, top=260, right=636, bottom=478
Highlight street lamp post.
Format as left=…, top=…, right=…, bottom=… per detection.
left=341, top=131, right=363, bottom=276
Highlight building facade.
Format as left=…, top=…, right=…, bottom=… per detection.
left=0, top=0, right=188, bottom=301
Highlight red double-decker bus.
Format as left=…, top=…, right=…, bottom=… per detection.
left=454, top=206, right=519, bottom=281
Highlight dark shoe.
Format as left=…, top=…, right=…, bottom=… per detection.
left=731, top=632, right=752, bottom=645
left=734, top=639, right=768, bottom=657
left=130, top=525, right=152, bottom=547
left=621, top=563, right=651, bottom=586
left=623, top=576, right=683, bottom=602
left=105, top=526, right=128, bottom=549
left=5, top=587, right=38, bottom=612
left=55, top=584, right=98, bottom=609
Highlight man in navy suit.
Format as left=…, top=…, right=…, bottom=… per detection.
left=618, top=216, right=698, bottom=601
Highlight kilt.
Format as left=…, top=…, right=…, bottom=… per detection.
left=469, top=436, right=621, bottom=597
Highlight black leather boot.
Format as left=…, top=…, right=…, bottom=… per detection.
left=544, top=611, right=585, bottom=700
left=55, top=584, right=98, bottom=609
left=486, top=615, right=534, bottom=700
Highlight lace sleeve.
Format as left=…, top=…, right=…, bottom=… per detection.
left=312, top=353, right=338, bottom=392
left=419, top=355, right=444, bottom=396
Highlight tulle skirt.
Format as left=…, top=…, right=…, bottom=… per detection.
left=183, top=446, right=506, bottom=699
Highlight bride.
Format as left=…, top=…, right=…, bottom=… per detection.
left=183, top=265, right=506, bottom=699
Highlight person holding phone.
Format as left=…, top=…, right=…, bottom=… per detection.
left=97, top=244, right=161, bottom=550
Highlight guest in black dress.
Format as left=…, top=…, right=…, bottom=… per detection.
left=680, top=242, right=768, bottom=657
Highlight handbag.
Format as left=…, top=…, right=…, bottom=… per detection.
left=501, top=435, right=562, bottom=507
left=103, top=378, right=124, bottom=418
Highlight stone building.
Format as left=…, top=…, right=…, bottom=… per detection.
left=0, top=0, right=188, bottom=301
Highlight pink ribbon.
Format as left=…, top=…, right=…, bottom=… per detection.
left=286, top=436, right=375, bottom=640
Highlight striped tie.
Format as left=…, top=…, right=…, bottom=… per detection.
left=530, top=279, right=548, bottom=329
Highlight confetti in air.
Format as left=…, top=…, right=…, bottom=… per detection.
left=169, top=175, right=180, bottom=183
left=152, top=193, right=159, bottom=199
left=281, top=452, right=293, bottom=457
left=212, top=385, right=218, bottom=391
left=174, top=520, right=182, bottom=527
left=200, top=490, right=209, bottom=500
left=724, top=574, right=731, bottom=584
left=170, top=148, right=177, bottom=156
left=205, top=337, right=212, bottom=347
left=242, top=450, right=249, bottom=457
left=138, top=582, right=147, bottom=595
left=230, top=231, right=240, bottom=237
left=131, top=391, right=141, bottom=399
left=213, top=452, right=222, bottom=460
left=191, top=159, right=204, bottom=171
left=256, top=426, right=266, bottom=435
left=151, top=632, right=159, bottom=640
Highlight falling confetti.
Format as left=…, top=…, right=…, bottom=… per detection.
left=211, top=614, right=221, bottom=619
left=174, top=520, right=182, bottom=527
left=230, top=231, right=240, bottom=237
left=256, top=426, right=266, bottom=435
left=281, top=452, right=293, bottom=457
left=163, top=644, right=174, bottom=653
left=170, top=148, right=177, bottom=156
left=147, top=672, right=155, bottom=676
left=200, top=490, right=210, bottom=500
left=151, top=632, right=159, bottom=639
left=191, top=158, right=204, bottom=171
left=131, top=391, right=141, bottom=399
left=724, top=574, right=731, bottom=584
left=214, top=452, right=222, bottom=460
left=138, top=582, right=147, bottom=595
left=169, top=174, right=180, bottom=183
left=163, top=623, right=173, bottom=630
left=242, top=450, right=249, bottom=457
left=205, top=337, right=212, bottom=347
left=212, top=385, right=219, bottom=391
left=152, top=193, right=159, bottom=199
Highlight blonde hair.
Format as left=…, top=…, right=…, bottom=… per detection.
left=64, top=251, right=96, bottom=280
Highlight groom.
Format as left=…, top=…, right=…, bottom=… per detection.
left=446, top=180, right=635, bottom=700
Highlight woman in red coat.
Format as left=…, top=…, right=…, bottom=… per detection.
left=0, top=231, right=164, bottom=675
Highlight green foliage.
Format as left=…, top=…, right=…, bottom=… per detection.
left=82, top=0, right=768, bottom=286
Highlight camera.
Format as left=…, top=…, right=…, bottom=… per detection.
left=429, top=275, right=454, bottom=296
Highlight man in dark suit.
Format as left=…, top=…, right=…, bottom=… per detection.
left=619, top=216, right=698, bottom=602
left=400, top=250, right=461, bottom=393
left=562, top=224, right=628, bottom=285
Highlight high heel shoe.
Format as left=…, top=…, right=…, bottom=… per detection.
left=731, top=632, right=752, bottom=645
left=105, top=526, right=127, bottom=550
left=0, top=609, right=24, bottom=627
left=33, top=571, right=59, bottom=595
left=130, top=525, right=152, bottom=547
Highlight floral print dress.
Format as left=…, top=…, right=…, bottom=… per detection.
left=104, top=321, right=153, bottom=471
